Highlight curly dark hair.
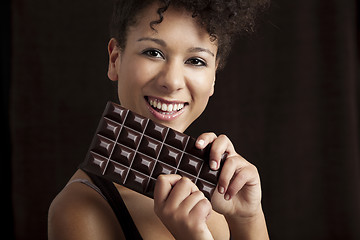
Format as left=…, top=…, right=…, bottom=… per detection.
left=110, top=0, right=269, bottom=69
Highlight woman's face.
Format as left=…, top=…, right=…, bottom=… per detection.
left=108, top=3, right=218, bottom=132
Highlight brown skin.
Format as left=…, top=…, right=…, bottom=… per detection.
left=48, top=169, right=229, bottom=240
left=48, top=3, right=268, bottom=239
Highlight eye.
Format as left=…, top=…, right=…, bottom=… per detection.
left=142, top=49, right=164, bottom=59
left=185, top=58, right=207, bottom=67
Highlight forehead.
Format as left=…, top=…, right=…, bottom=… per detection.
left=126, top=3, right=218, bottom=50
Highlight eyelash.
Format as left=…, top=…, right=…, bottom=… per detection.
left=142, top=49, right=164, bottom=59
left=141, top=49, right=207, bottom=67
left=185, top=58, right=207, bottom=67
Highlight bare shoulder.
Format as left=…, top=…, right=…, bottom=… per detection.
left=48, top=170, right=125, bottom=240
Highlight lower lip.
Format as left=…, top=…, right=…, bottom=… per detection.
left=145, top=101, right=186, bottom=121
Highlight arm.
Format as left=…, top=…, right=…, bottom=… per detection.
left=196, top=133, right=269, bottom=240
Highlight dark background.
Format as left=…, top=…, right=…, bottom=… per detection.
left=4, top=0, right=359, bottom=239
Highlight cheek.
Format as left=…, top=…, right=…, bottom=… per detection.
left=116, top=63, right=140, bottom=105
left=189, top=72, right=215, bottom=99
left=125, top=56, right=159, bottom=83
left=187, top=72, right=214, bottom=115
left=117, top=59, right=143, bottom=86
left=133, top=62, right=157, bottom=84
left=117, top=59, right=157, bottom=104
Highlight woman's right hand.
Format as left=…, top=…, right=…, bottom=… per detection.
left=154, top=174, right=214, bottom=240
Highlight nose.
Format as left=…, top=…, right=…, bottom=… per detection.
left=156, top=60, right=185, bottom=93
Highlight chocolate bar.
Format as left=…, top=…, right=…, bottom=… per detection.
left=81, top=102, right=225, bottom=199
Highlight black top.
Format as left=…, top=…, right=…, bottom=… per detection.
left=85, top=171, right=143, bottom=240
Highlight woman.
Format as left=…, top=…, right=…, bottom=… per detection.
left=48, top=0, right=269, bottom=239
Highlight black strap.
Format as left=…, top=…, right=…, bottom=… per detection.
left=84, top=171, right=143, bottom=240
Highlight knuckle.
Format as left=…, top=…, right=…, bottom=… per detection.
left=206, top=132, right=217, bottom=137
left=198, top=198, right=212, bottom=211
left=243, top=162, right=258, bottom=174
left=199, top=132, right=217, bottom=139
left=199, top=190, right=206, bottom=198
left=227, top=156, right=238, bottom=166
left=227, top=155, right=248, bottom=167
left=181, top=177, right=194, bottom=186
left=156, top=174, right=166, bottom=182
left=218, top=134, right=229, bottom=140
left=192, top=190, right=205, bottom=199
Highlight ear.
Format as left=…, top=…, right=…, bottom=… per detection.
left=107, top=38, right=121, bottom=81
left=209, top=75, right=215, bottom=97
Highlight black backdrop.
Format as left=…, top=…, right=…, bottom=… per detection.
left=7, top=0, right=360, bottom=239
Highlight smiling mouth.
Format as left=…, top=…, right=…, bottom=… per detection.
left=145, top=96, right=188, bottom=115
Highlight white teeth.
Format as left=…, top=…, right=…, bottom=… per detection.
left=148, top=98, right=185, bottom=113
left=167, top=104, right=173, bottom=111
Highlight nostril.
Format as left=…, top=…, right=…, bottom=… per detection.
left=157, top=68, right=185, bottom=92
left=160, top=84, right=183, bottom=92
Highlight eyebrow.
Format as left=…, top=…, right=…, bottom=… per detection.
left=188, top=47, right=215, bottom=57
left=137, top=37, right=167, bottom=47
left=137, top=37, right=215, bottom=57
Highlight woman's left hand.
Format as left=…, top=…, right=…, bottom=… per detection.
left=195, top=133, right=263, bottom=220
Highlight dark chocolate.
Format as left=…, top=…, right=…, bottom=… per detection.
left=81, top=102, right=225, bottom=199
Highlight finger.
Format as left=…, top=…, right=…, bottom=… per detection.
left=217, top=155, right=248, bottom=196
left=189, top=198, right=212, bottom=221
left=154, top=174, right=182, bottom=209
left=179, top=190, right=207, bottom=214
left=225, top=164, right=259, bottom=199
left=209, top=134, right=236, bottom=170
left=195, top=132, right=217, bottom=149
left=166, top=177, right=199, bottom=207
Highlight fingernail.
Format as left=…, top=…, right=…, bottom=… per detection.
left=224, top=194, right=231, bottom=201
left=197, top=139, right=205, bottom=146
left=218, top=186, right=225, bottom=194
left=210, top=160, right=217, bottom=170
